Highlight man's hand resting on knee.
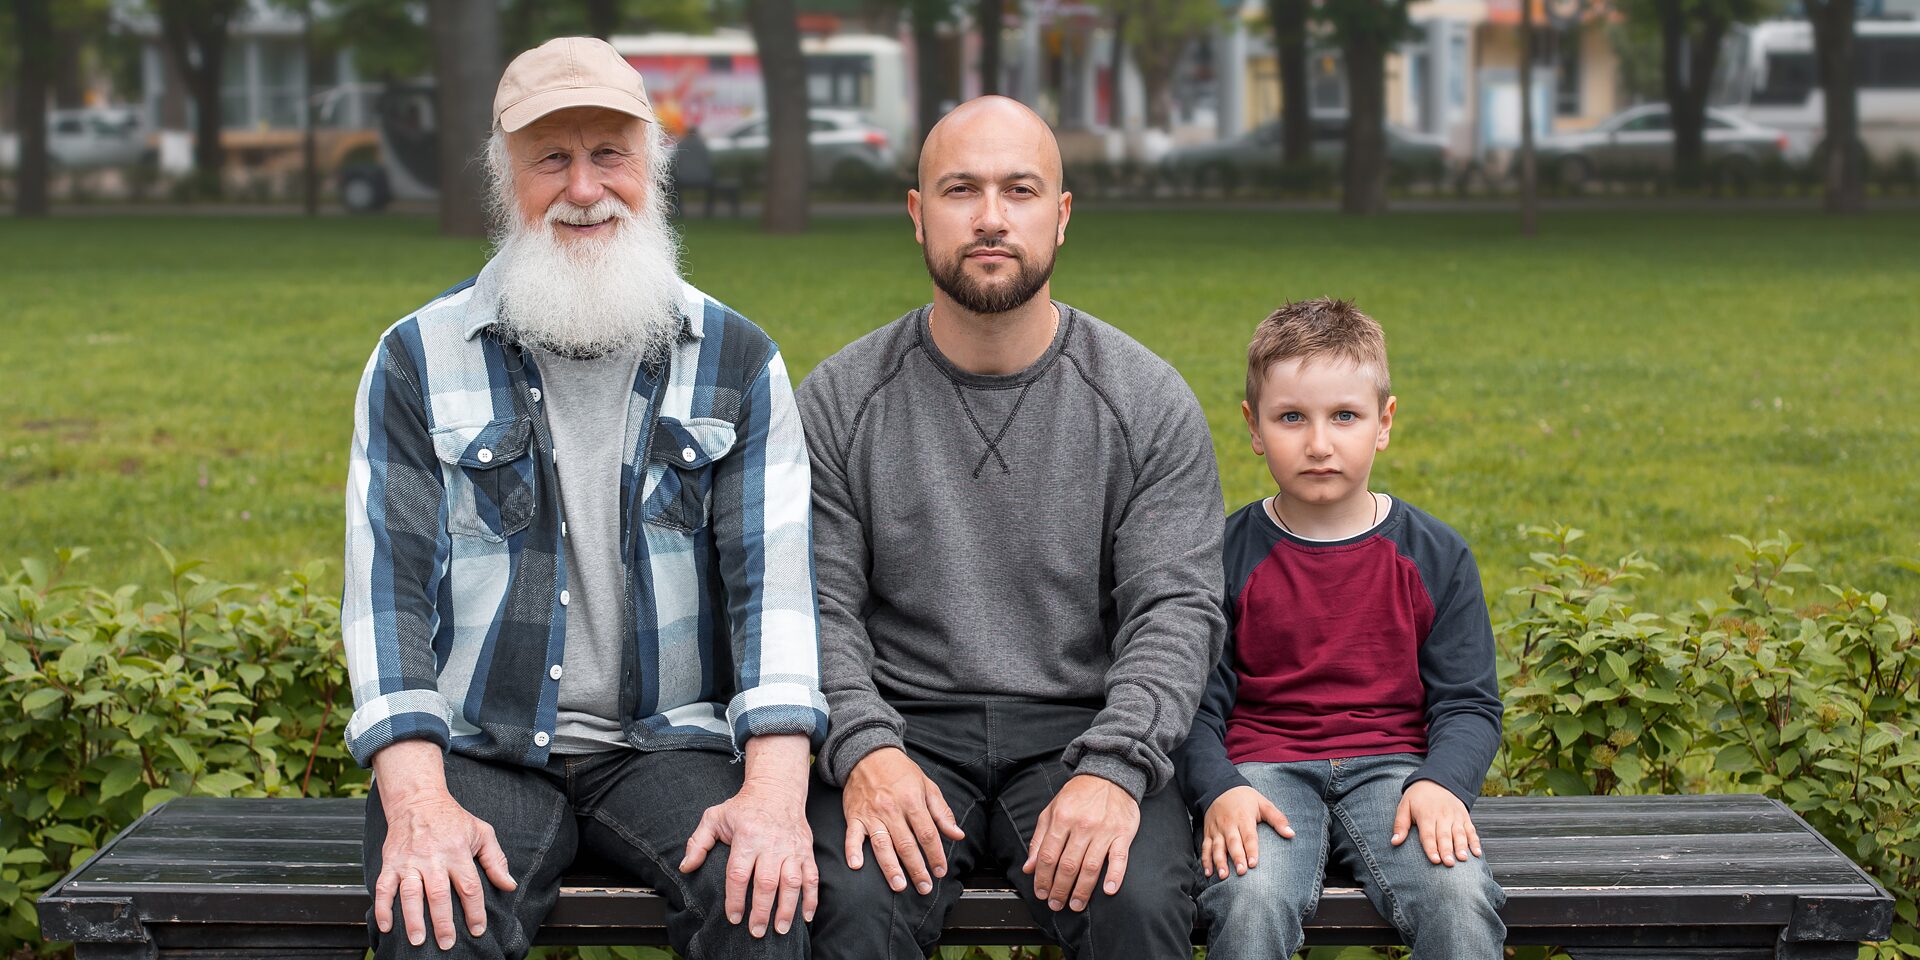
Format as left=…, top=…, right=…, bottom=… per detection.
left=1024, top=774, right=1139, bottom=913
left=840, top=746, right=967, bottom=896
left=371, top=741, right=518, bottom=951
left=680, top=733, right=820, bottom=938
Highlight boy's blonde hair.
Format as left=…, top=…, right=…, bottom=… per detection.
left=1245, top=297, right=1391, bottom=409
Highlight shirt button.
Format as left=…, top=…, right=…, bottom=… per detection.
left=533, top=731, right=550, bottom=747
left=528, top=387, right=542, bottom=402
left=681, top=447, right=697, bottom=463
left=559, top=590, right=570, bottom=606
left=477, top=448, right=493, bottom=464
left=549, top=664, right=564, bottom=680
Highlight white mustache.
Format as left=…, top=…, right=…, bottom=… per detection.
left=546, top=198, right=634, bottom=227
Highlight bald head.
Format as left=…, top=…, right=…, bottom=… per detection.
left=917, top=96, right=1063, bottom=193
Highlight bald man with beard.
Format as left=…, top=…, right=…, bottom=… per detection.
left=342, top=38, right=825, bottom=960
left=796, top=96, right=1226, bottom=957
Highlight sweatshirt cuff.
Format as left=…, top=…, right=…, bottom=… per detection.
left=1072, top=752, right=1150, bottom=802
left=1193, top=770, right=1254, bottom=819
left=1403, top=768, right=1480, bottom=811
left=823, top=721, right=906, bottom=785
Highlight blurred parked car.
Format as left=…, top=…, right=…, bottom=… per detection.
left=1160, top=112, right=1450, bottom=194
left=0, top=106, right=148, bottom=171
left=1537, top=104, right=1789, bottom=188
left=702, top=108, right=899, bottom=189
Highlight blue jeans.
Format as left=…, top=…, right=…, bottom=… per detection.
left=364, top=748, right=804, bottom=960
left=1197, top=753, right=1505, bottom=960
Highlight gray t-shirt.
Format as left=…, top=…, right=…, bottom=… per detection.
left=531, top=345, right=646, bottom=754
left=795, top=303, right=1227, bottom=800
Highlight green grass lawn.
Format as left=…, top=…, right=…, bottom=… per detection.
left=3, top=210, right=1918, bottom=611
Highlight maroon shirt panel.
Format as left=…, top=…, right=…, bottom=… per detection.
left=1223, top=534, right=1437, bottom=765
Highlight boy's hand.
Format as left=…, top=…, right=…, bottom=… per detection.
left=1201, top=785, right=1294, bottom=879
left=1391, top=780, right=1482, bottom=867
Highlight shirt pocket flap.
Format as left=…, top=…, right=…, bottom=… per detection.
left=650, top=417, right=736, bottom=470
left=432, top=417, right=533, bottom=470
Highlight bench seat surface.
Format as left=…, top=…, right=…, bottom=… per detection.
left=41, top=793, right=1893, bottom=951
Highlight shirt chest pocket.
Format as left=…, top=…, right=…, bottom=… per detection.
left=641, top=417, right=736, bottom=533
left=433, top=417, right=538, bottom=542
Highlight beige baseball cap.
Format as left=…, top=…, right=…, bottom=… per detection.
left=493, top=36, right=657, bottom=133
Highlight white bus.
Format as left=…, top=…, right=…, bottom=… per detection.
left=611, top=30, right=910, bottom=154
left=1714, top=18, right=1920, bottom=164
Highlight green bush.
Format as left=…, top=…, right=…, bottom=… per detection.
left=2, top=537, right=1915, bottom=958
left=0, top=546, right=363, bottom=952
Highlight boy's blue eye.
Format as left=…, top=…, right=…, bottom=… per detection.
left=1334, top=411, right=1358, bottom=422
left=1279, top=412, right=1304, bottom=423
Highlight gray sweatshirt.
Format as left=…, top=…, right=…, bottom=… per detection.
left=795, top=302, right=1227, bottom=800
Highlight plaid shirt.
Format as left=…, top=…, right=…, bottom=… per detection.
left=342, top=268, right=827, bottom=769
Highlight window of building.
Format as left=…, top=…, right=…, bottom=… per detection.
left=1753, top=51, right=1816, bottom=105
left=1862, top=36, right=1920, bottom=90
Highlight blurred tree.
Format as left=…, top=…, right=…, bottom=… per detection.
left=1804, top=0, right=1862, bottom=213
left=319, top=0, right=428, bottom=81
left=977, top=0, right=1002, bottom=95
left=1519, top=0, right=1538, bottom=236
left=427, top=0, right=500, bottom=236
left=153, top=0, right=246, bottom=198
left=1268, top=0, right=1310, bottom=171
left=748, top=0, right=809, bottom=232
left=1321, top=0, right=1409, bottom=214
left=906, top=0, right=959, bottom=142
left=1619, top=0, right=1766, bottom=190
left=1098, top=0, right=1222, bottom=130
left=11, top=0, right=50, bottom=216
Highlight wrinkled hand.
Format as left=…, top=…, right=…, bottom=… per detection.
left=1392, top=780, right=1482, bottom=867
left=680, top=779, right=819, bottom=937
left=1201, top=785, right=1295, bottom=879
left=841, top=747, right=966, bottom=895
left=373, top=792, right=518, bottom=951
left=1022, top=774, right=1139, bottom=912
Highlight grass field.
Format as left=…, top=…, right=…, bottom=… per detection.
left=3, top=209, right=1918, bottom=611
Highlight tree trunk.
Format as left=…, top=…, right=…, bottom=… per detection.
left=1518, top=0, right=1537, bottom=235
left=1109, top=13, right=1127, bottom=128
left=1140, top=61, right=1173, bottom=131
left=303, top=0, right=319, bottom=217
left=157, top=0, right=239, bottom=199
left=12, top=0, right=51, bottom=217
left=1269, top=0, right=1310, bottom=167
left=1655, top=0, right=1722, bottom=192
left=912, top=0, right=946, bottom=142
left=748, top=0, right=810, bottom=233
left=52, top=24, right=86, bottom=108
left=584, top=0, right=620, bottom=40
left=977, top=0, right=1003, bottom=96
left=1808, top=0, right=1864, bottom=213
left=427, top=0, right=502, bottom=237
left=1341, top=26, right=1388, bottom=214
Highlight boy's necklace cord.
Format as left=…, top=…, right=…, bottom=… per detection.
left=1270, top=492, right=1380, bottom=539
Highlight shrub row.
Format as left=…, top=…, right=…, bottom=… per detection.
left=2, top=534, right=1914, bottom=958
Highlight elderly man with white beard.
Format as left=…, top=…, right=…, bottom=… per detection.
left=341, top=37, right=826, bottom=960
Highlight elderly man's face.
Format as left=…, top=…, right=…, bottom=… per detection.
left=507, top=107, right=651, bottom=241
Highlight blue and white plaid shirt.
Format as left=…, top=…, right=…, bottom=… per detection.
left=342, top=266, right=827, bottom=769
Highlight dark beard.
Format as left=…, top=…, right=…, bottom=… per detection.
left=924, top=240, right=1056, bottom=315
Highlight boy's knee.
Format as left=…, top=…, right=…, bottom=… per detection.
left=1400, top=861, right=1503, bottom=916
left=1201, top=864, right=1319, bottom=920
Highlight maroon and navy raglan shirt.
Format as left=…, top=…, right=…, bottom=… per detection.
left=1174, top=496, right=1504, bottom=816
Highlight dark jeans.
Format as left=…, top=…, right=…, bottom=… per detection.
left=364, top=747, right=805, bottom=960
left=807, top=701, right=1199, bottom=959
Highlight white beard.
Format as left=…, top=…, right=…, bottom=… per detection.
left=490, top=195, right=685, bottom=359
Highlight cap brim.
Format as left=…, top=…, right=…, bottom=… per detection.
left=498, top=86, right=657, bottom=133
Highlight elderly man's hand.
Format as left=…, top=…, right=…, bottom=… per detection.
left=841, top=746, right=967, bottom=895
left=680, top=734, right=819, bottom=937
left=371, top=741, right=518, bottom=951
left=1023, top=774, right=1139, bottom=913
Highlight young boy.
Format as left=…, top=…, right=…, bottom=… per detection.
left=1176, top=297, right=1505, bottom=959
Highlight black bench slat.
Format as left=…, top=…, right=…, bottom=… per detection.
left=42, top=794, right=1894, bottom=955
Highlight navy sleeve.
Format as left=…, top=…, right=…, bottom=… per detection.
left=1173, top=508, right=1262, bottom=817
left=1173, top=621, right=1251, bottom=818
left=1403, top=521, right=1504, bottom=808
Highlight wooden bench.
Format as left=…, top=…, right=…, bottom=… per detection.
left=39, top=794, right=1892, bottom=959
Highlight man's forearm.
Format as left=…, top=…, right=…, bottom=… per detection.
left=370, top=739, right=451, bottom=810
left=741, top=733, right=812, bottom=798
